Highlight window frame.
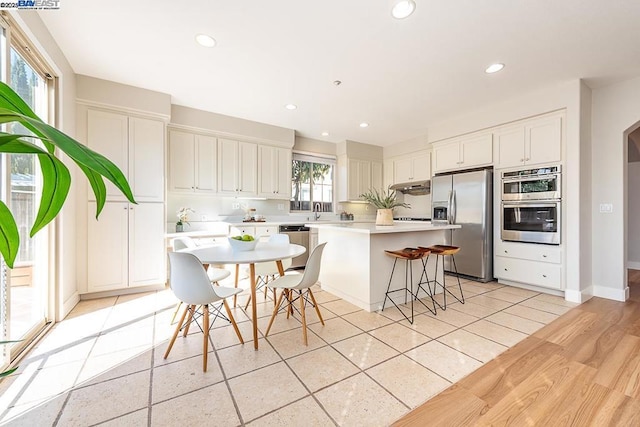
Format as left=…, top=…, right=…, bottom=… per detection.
left=290, top=152, right=336, bottom=214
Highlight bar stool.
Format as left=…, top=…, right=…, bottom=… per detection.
left=420, top=245, right=464, bottom=310
left=382, top=247, right=436, bottom=324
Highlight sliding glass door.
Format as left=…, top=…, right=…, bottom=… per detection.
left=0, top=14, right=56, bottom=365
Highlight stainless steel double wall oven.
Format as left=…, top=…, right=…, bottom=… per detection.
left=500, top=165, right=561, bottom=245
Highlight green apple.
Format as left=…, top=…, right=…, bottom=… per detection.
left=242, top=234, right=254, bottom=241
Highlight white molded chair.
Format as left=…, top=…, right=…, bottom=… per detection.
left=265, top=242, right=327, bottom=345
left=165, top=252, right=244, bottom=371
left=170, top=236, right=231, bottom=323
left=244, top=234, right=292, bottom=309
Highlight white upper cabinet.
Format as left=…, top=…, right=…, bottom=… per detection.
left=87, top=110, right=164, bottom=202
left=433, top=133, right=492, bottom=173
left=338, top=157, right=382, bottom=201
left=168, top=130, right=217, bottom=193
left=258, top=145, right=291, bottom=199
left=392, top=150, right=431, bottom=183
left=495, top=114, right=562, bottom=169
left=218, top=138, right=258, bottom=196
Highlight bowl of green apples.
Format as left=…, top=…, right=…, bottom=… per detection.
left=228, top=234, right=258, bottom=251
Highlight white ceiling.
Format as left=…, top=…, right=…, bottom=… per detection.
left=38, top=0, right=640, bottom=146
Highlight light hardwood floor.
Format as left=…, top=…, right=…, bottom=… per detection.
left=393, top=272, right=640, bottom=426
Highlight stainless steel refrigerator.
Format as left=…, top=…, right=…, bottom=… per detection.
left=431, top=169, right=493, bottom=282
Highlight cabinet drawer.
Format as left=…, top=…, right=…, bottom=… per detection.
left=495, top=240, right=561, bottom=264
left=495, top=256, right=562, bottom=290
left=230, top=226, right=256, bottom=237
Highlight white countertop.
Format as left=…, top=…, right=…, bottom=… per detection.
left=306, top=222, right=461, bottom=234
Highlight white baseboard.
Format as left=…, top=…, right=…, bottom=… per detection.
left=61, top=291, right=80, bottom=320
left=627, top=261, right=640, bottom=270
left=593, top=285, right=629, bottom=302
left=564, top=287, right=593, bottom=304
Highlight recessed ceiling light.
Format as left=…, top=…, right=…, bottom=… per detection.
left=392, top=0, right=416, bottom=19
left=321, top=132, right=329, bottom=137
left=485, top=63, right=505, bottom=74
left=359, top=122, right=369, bottom=128
left=285, top=104, right=297, bottom=110
left=195, top=34, right=216, bottom=47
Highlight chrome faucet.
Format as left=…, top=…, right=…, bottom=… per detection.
left=313, top=203, right=321, bottom=220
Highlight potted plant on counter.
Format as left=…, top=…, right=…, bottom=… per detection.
left=359, top=187, right=410, bottom=225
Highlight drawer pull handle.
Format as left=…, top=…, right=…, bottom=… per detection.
left=542, top=254, right=547, bottom=258
left=504, top=250, right=508, bottom=254
left=543, top=274, right=547, bottom=278
left=504, top=268, right=508, bottom=271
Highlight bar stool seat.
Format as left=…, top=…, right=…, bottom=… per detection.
left=382, top=247, right=436, bottom=324
left=419, top=244, right=464, bottom=310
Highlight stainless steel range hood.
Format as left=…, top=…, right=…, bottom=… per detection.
left=389, top=180, right=431, bottom=195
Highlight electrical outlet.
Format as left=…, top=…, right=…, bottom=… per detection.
left=277, top=203, right=284, bottom=211
left=365, top=205, right=369, bottom=211
left=599, top=203, right=613, bottom=213
left=232, top=203, right=240, bottom=210
left=337, top=204, right=343, bottom=211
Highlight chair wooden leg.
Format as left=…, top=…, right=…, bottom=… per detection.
left=308, top=289, right=325, bottom=326
left=203, top=304, right=209, bottom=372
left=170, top=301, right=182, bottom=324
left=273, top=289, right=277, bottom=307
left=233, top=263, right=240, bottom=307
left=265, top=290, right=286, bottom=337
left=299, top=290, right=308, bottom=345
left=285, top=290, right=293, bottom=319
left=164, top=304, right=189, bottom=359
left=183, top=305, right=195, bottom=337
left=223, top=300, right=244, bottom=344
left=244, top=293, right=252, bottom=311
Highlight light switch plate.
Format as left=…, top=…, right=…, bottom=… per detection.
left=232, top=203, right=240, bottom=210
left=599, top=203, right=613, bottom=213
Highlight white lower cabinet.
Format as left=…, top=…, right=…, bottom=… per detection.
left=494, top=241, right=563, bottom=290
left=87, top=201, right=166, bottom=292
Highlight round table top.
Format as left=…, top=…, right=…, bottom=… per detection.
left=183, top=242, right=306, bottom=264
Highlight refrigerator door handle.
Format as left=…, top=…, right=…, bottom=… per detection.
left=451, top=190, right=457, bottom=224
left=447, top=190, right=453, bottom=224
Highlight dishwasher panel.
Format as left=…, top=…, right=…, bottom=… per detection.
left=278, top=225, right=310, bottom=268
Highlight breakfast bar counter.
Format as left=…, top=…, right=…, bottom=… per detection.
left=307, top=222, right=461, bottom=312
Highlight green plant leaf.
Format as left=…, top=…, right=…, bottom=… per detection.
left=0, top=367, right=18, bottom=377
left=0, top=134, right=72, bottom=235
left=0, top=200, right=19, bottom=268
left=79, top=164, right=107, bottom=217
left=0, top=111, right=135, bottom=206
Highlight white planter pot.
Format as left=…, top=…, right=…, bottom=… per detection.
left=376, top=208, right=394, bottom=225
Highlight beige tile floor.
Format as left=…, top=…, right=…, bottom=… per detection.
left=0, top=276, right=577, bottom=426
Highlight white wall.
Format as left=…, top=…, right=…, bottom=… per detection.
left=629, top=161, right=640, bottom=268
left=294, top=136, right=336, bottom=156
left=591, top=75, right=640, bottom=300
left=12, top=11, right=78, bottom=319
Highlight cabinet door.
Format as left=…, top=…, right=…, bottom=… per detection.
left=371, top=161, right=383, bottom=191
left=383, top=159, right=394, bottom=190
left=495, top=126, right=526, bottom=169
left=460, top=133, right=493, bottom=168
left=433, top=142, right=461, bottom=173
left=168, top=130, right=195, bottom=192
left=87, top=110, right=128, bottom=201
left=275, top=147, right=292, bottom=199
left=526, top=115, right=562, bottom=166
left=130, top=117, right=165, bottom=202
left=129, top=203, right=166, bottom=287
left=393, top=156, right=413, bottom=183
left=218, top=138, right=239, bottom=194
left=411, top=151, right=431, bottom=181
left=87, top=201, right=128, bottom=292
left=195, top=135, right=217, bottom=193
left=258, top=145, right=277, bottom=197
left=238, top=142, right=258, bottom=195
left=347, top=159, right=363, bottom=200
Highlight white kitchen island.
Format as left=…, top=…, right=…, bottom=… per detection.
left=307, top=222, right=461, bottom=312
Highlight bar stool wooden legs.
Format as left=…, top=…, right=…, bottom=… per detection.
left=382, top=248, right=436, bottom=324
left=420, top=245, right=464, bottom=310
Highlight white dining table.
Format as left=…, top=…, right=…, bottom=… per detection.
left=184, top=242, right=306, bottom=349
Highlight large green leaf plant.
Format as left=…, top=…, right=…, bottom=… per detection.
left=0, top=81, right=135, bottom=268
left=0, top=81, right=136, bottom=376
